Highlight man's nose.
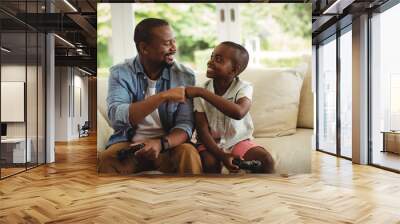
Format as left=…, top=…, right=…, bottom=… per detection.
left=171, top=42, right=177, bottom=51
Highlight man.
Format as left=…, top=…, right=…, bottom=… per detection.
left=98, top=18, right=202, bottom=174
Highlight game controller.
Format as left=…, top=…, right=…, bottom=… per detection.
left=232, top=158, right=263, bottom=172
left=117, top=143, right=145, bottom=162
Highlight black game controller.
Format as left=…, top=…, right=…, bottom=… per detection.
left=232, top=158, right=263, bottom=172
left=117, top=143, right=145, bottom=162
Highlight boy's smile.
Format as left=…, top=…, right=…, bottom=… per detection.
left=206, top=44, right=237, bottom=80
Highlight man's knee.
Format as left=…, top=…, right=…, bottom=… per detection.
left=171, top=143, right=202, bottom=174
left=97, top=142, right=135, bottom=174
left=97, top=151, right=116, bottom=173
left=173, top=143, right=200, bottom=160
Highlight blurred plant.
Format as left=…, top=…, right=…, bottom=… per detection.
left=240, top=3, right=311, bottom=51
left=97, top=4, right=113, bottom=69
left=97, top=3, right=311, bottom=70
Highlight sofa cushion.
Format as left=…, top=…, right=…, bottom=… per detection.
left=97, top=110, right=114, bottom=152
left=253, top=128, right=312, bottom=174
left=97, top=77, right=109, bottom=125
left=241, top=68, right=304, bottom=137
left=297, top=57, right=314, bottom=129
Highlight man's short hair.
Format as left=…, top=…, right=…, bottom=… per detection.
left=134, top=18, right=170, bottom=53
left=220, top=41, right=249, bottom=75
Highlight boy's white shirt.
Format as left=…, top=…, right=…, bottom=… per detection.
left=194, top=78, right=254, bottom=152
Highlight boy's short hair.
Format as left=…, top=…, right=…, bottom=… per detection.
left=134, top=18, right=169, bottom=53
left=220, top=41, right=249, bottom=75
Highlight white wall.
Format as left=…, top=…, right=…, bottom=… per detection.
left=54, top=67, right=89, bottom=141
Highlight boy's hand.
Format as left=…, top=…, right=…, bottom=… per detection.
left=221, top=153, right=240, bottom=173
left=162, top=87, right=186, bottom=103
left=185, top=86, right=202, bottom=98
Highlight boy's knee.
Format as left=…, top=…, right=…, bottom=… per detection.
left=261, top=154, right=275, bottom=173
left=202, top=156, right=221, bottom=173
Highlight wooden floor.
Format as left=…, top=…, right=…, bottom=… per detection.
left=1, top=134, right=400, bottom=223
left=372, top=150, right=400, bottom=171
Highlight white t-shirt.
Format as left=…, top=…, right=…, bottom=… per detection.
left=193, top=78, right=254, bottom=151
left=132, top=78, right=165, bottom=142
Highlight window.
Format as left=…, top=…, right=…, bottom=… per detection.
left=317, top=36, right=337, bottom=154
left=339, top=28, right=352, bottom=158
left=371, top=2, right=400, bottom=171
left=0, top=1, right=46, bottom=179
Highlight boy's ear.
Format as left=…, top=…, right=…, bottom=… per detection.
left=232, top=64, right=241, bottom=76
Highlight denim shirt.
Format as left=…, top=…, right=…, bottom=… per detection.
left=106, top=56, right=196, bottom=148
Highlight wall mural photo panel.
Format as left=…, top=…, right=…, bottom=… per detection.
left=97, top=3, right=313, bottom=176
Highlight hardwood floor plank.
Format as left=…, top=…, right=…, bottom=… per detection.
left=0, top=134, right=399, bottom=223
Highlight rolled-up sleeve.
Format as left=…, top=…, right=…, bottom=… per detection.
left=171, top=98, right=195, bottom=138
left=170, top=72, right=195, bottom=138
left=107, top=68, right=132, bottom=131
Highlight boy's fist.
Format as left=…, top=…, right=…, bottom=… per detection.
left=185, top=86, right=203, bottom=98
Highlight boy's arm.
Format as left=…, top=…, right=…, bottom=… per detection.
left=187, top=87, right=251, bottom=120
left=195, top=112, right=240, bottom=171
left=195, top=112, right=225, bottom=160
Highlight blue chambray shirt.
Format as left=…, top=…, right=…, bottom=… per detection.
left=106, top=55, right=196, bottom=148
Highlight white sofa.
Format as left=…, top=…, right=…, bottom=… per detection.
left=97, top=62, right=313, bottom=174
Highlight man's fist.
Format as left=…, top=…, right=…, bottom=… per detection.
left=162, top=87, right=186, bottom=103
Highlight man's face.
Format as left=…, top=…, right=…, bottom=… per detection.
left=142, top=25, right=177, bottom=67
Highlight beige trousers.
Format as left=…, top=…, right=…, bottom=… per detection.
left=97, top=142, right=202, bottom=174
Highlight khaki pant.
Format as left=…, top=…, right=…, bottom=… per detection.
left=97, top=142, right=202, bottom=174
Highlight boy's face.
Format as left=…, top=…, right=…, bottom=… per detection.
left=206, top=44, right=237, bottom=79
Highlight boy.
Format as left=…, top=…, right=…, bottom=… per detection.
left=186, top=41, right=275, bottom=173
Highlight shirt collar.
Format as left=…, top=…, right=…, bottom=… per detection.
left=133, top=55, right=170, bottom=80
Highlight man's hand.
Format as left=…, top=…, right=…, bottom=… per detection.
left=132, top=138, right=162, bottom=160
left=221, top=153, right=240, bottom=173
left=161, top=87, right=186, bottom=103
left=185, top=86, right=203, bottom=98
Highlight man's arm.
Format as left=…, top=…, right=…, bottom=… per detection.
left=186, top=87, right=251, bottom=120
left=133, top=128, right=187, bottom=160
left=128, top=87, right=185, bottom=126
left=165, top=128, right=188, bottom=148
left=132, top=95, right=193, bottom=160
left=108, top=71, right=185, bottom=129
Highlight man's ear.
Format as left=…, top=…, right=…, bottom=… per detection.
left=139, top=42, right=148, bottom=54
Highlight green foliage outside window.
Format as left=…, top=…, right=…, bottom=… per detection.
left=97, top=3, right=311, bottom=74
